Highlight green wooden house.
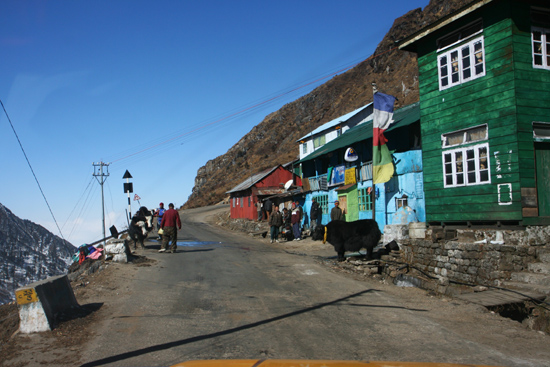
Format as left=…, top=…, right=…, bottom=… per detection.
left=399, top=0, right=550, bottom=226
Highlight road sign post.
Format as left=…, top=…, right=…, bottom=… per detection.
left=123, top=170, right=133, bottom=223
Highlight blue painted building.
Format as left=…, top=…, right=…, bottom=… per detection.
left=297, top=102, right=425, bottom=232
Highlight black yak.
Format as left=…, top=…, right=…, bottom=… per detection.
left=312, top=219, right=381, bottom=261
left=128, top=206, right=154, bottom=249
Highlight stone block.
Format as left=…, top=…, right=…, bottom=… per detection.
left=383, top=224, right=409, bottom=243
left=16, top=275, right=79, bottom=333
left=113, top=253, right=129, bottom=263
left=457, top=230, right=476, bottom=242
left=409, top=222, right=426, bottom=239
left=529, top=262, right=550, bottom=274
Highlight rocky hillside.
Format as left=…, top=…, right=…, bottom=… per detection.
left=0, top=203, right=76, bottom=304
left=184, top=0, right=474, bottom=209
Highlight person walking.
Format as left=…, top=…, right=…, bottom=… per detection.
left=268, top=205, right=283, bottom=243
left=154, top=202, right=166, bottom=240
left=330, top=200, right=344, bottom=221
left=159, top=203, right=181, bottom=253
left=310, top=198, right=321, bottom=232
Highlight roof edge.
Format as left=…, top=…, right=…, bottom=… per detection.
left=399, top=0, right=494, bottom=51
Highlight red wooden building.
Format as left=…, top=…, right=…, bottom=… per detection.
left=227, top=164, right=302, bottom=220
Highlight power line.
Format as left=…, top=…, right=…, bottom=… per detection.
left=106, top=45, right=400, bottom=166
left=109, top=59, right=364, bottom=165
left=0, top=98, right=66, bottom=243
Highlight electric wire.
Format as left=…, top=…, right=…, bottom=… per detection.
left=0, top=98, right=67, bottom=243
left=66, top=180, right=98, bottom=243
left=105, top=45, right=401, bottom=167
left=107, top=58, right=366, bottom=165
left=62, top=176, right=95, bottom=232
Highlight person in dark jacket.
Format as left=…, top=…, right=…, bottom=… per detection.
left=160, top=203, right=182, bottom=253
left=291, top=202, right=302, bottom=241
left=264, top=198, right=273, bottom=222
left=310, top=198, right=322, bottom=232
left=330, top=200, right=344, bottom=221
left=268, top=205, right=283, bottom=243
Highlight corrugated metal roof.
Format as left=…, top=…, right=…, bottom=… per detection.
left=296, top=103, right=373, bottom=142
left=298, top=102, right=420, bottom=164
left=226, top=165, right=280, bottom=194
left=257, top=188, right=285, bottom=196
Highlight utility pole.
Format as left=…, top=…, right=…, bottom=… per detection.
left=93, top=162, right=110, bottom=247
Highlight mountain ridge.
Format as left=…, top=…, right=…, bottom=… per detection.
left=183, top=0, right=474, bottom=209
left=0, top=203, right=76, bottom=304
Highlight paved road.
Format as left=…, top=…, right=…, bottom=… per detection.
left=79, top=206, right=550, bottom=367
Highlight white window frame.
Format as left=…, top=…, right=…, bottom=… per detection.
left=532, top=26, right=550, bottom=70
left=442, top=143, right=491, bottom=188
left=441, top=124, right=488, bottom=148
left=313, top=135, right=326, bottom=149
left=302, top=143, right=308, bottom=155
left=396, top=195, right=408, bottom=209
left=438, top=36, right=486, bottom=90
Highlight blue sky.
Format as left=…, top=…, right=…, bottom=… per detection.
left=0, top=0, right=429, bottom=246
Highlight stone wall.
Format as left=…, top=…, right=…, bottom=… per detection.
left=402, top=240, right=537, bottom=285
left=398, top=225, right=550, bottom=287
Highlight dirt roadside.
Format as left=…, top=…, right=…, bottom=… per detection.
left=1, top=205, right=549, bottom=367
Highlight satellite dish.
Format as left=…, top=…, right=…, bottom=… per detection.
left=344, top=147, right=358, bottom=162
left=284, top=180, right=293, bottom=190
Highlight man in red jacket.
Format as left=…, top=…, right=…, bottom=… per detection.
left=159, top=203, right=182, bottom=253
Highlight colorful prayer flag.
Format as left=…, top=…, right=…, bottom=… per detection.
left=373, top=92, right=396, bottom=184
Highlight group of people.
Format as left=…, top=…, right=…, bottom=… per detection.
left=264, top=198, right=345, bottom=243
left=154, top=202, right=181, bottom=253
left=265, top=201, right=302, bottom=243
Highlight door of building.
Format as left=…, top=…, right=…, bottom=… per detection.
left=338, top=195, right=348, bottom=222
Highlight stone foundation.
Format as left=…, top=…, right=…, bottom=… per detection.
left=398, top=227, right=550, bottom=287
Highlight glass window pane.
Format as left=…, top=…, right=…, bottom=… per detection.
left=446, top=175, right=453, bottom=185
left=475, top=64, right=484, bottom=74
left=467, top=150, right=474, bottom=159
left=475, top=51, right=483, bottom=64
left=468, top=172, right=476, bottom=183
left=474, top=41, right=483, bottom=52
left=480, top=170, right=489, bottom=182
left=466, top=126, right=487, bottom=142
left=457, top=173, right=464, bottom=185
left=534, top=40, right=542, bottom=53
